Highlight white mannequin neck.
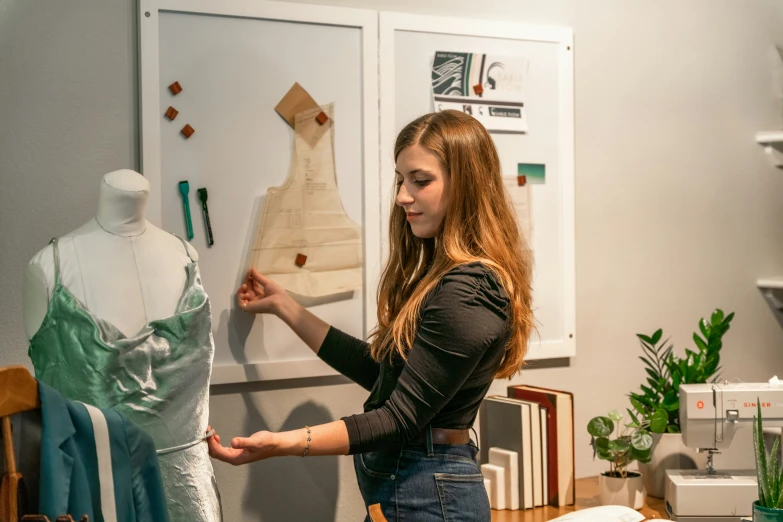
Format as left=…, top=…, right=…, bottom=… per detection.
left=95, top=169, right=149, bottom=237
left=23, top=168, right=197, bottom=340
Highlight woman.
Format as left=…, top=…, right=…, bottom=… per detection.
left=207, top=109, right=534, bottom=521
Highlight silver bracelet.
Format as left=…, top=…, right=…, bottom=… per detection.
left=303, top=425, right=311, bottom=457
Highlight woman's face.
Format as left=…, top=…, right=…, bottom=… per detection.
left=395, top=145, right=450, bottom=239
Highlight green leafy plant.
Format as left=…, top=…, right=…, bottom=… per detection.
left=588, top=410, right=653, bottom=479
left=629, top=309, right=734, bottom=434
left=753, top=399, right=783, bottom=509
left=630, top=328, right=675, bottom=434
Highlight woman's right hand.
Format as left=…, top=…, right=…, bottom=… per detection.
left=238, top=268, right=330, bottom=353
left=236, top=268, right=288, bottom=315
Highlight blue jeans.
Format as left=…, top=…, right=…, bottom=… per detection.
left=353, top=426, right=490, bottom=521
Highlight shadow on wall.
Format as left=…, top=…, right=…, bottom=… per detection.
left=219, top=307, right=255, bottom=365
left=237, top=394, right=340, bottom=521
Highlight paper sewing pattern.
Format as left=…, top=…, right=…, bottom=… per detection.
left=548, top=505, right=646, bottom=522
left=250, top=103, right=363, bottom=299
left=504, top=177, right=533, bottom=249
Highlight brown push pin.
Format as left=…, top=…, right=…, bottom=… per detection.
left=164, top=106, right=178, bottom=121
left=315, top=111, right=328, bottom=125
left=517, top=175, right=527, bottom=186
left=473, top=83, right=483, bottom=95
left=168, top=81, right=183, bottom=95
left=295, top=253, right=307, bottom=267
left=181, top=124, right=195, bottom=139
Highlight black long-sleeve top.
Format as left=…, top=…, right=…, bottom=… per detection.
left=318, top=262, right=511, bottom=455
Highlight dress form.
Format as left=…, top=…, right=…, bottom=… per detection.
left=23, top=169, right=198, bottom=339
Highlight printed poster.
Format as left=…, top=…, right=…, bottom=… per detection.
left=431, top=51, right=529, bottom=133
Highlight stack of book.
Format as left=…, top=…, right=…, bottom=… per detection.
left=478, top=385, right=575, bottom=510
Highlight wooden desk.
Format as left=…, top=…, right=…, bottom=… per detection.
left=491, top=477, right=667, bottom=521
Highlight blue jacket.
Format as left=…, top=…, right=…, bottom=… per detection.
left=38, top=381, right=170, bottom=522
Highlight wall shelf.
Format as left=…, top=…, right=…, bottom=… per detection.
left=757, top=278, right=783, bottom=328
left=756, top=132, right=783, bottom=168
left=757, top=277, right=783, bottom=289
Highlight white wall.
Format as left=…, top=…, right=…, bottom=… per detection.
left=3, top=0, right=783, bottom=520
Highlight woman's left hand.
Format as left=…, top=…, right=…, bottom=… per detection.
left=206, top=425, right=277, bottom=466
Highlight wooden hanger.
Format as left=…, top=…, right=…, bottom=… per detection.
left=0, top=365, right=40, bottom=418
left=0, top=365, right=40, bottom=521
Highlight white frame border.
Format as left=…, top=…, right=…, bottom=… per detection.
left=379, top=12, right=575, bottom=360
left=139, top=0, right=380, bottom=383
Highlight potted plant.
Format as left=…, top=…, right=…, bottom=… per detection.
left=628, top=309, right=734, bottom=497
left=752, top=400, right=783, bottom=521
left=588, top=410, right=652, bottom=509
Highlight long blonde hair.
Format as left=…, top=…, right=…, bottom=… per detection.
left=369, top=110, right=534, bottom=379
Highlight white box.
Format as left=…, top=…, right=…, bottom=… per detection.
left=489, top=447, right=520, bottom=510
left=481, top=463, right=506, bottom=510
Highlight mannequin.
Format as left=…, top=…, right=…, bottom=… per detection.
left=23, top=169, right=196, bottom=339
left=23, top=169, right=222, bottom=522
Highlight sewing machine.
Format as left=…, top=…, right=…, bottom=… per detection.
left=665, top=382, right=783, bottom=521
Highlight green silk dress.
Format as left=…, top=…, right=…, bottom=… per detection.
left=29, top=237, right=222, bottom=522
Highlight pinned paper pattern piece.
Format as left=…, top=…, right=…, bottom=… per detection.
left=295, top=253, right=307, bottom=267
left=250, top=103, right=362, bottom=300
left=503, top=175, right=533, bottom=245
left=275, top=82, right=320, bottom=129
left=168, top=81, right=183, bottom=95
left=518, top=163, right=545, bottom=184
left=165, top=106, right=178, bottom=121
left=181, top=124, right=195, bottom=139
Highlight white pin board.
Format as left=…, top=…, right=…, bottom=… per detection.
left=379, top=12, right=575, bottom=359
left=139, top=0, right=380, bottom=383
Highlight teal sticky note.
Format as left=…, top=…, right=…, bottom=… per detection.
left=518, top=163, right=545, bottom=184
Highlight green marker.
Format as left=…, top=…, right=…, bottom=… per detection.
left=178, top=180, right=194, bottom=240
left=197, top=187, right=214, bottom=247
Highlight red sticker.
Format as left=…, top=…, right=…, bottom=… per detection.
left=697, top=400, right=704, bottom=409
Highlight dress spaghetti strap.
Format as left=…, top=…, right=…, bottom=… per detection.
left=49, top=237, right=60, bottom=285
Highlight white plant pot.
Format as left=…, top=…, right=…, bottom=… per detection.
left=638, top=433, right=707, bottom=498
left=599, top=472, right=645, bottom=510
